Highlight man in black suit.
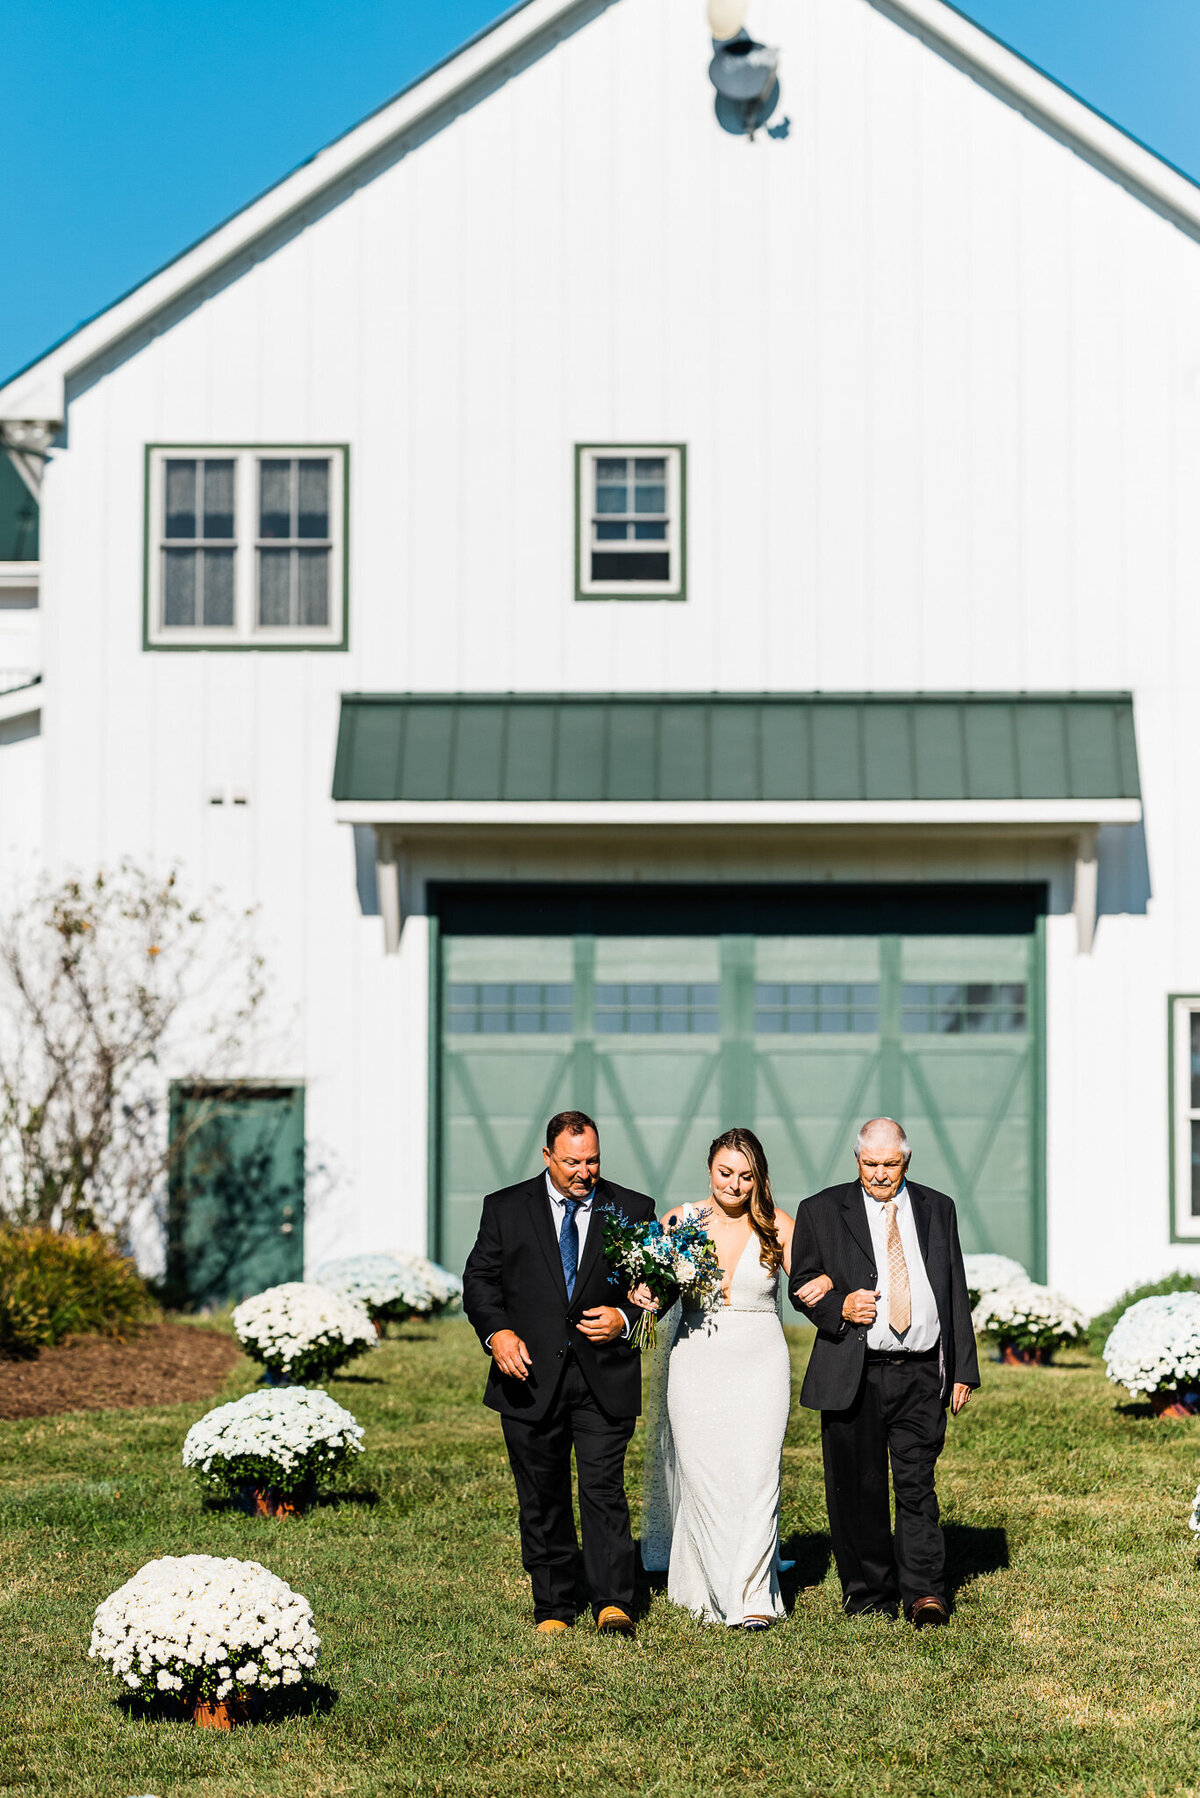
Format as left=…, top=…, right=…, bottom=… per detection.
left=788, top=1116, right=980, bottom=1627
left=462, top=1109, right=656, bottom=1637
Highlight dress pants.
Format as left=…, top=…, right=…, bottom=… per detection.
left=500, top=1356, right=637, bottom=1623
left=821, top=1352, right=947, bottom=1618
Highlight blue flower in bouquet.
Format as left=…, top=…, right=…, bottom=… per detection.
left=603, top=1203, right=723, bottom=1349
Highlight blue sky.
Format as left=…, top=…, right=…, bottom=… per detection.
left=4, top=0, right=1200, bottom=381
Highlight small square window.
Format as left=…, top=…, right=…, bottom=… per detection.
left=145, top=446, right=347, bottom=649
left=576, top=445, right=686, bottom=600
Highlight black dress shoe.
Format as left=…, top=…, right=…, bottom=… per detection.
left=910, top=1596, right=949, bottom=1628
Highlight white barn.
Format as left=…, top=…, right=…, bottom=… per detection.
left=0, top=0, right=1196, bottom=1312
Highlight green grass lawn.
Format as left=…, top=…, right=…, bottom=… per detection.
left=2, top=1319, right=1200, bottom=1797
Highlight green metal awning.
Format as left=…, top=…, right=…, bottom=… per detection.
left=332, top=692, right=1140, bottom=806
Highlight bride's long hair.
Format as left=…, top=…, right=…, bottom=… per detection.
left=707, top=1127, right=784, bottom=1273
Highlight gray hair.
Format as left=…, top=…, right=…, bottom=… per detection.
left=854, top=1117, right=911, bottom=1161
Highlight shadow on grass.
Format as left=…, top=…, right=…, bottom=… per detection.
left=116, top=1682, right=339, bottom=1725
left=328, top=1373, right=386, bottom=1386
left=945, top=1522, right=1009, bottom=1602
left=779, top=1530, right=833, bottom=1600
left=1115, top=1401, right=1155, bottom=1419
left=313, top=1487, right=380, bottom=1509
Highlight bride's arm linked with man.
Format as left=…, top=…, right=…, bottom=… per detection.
left=463, top=1109, right=979, bottom=1636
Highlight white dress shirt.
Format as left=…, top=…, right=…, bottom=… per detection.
left=861, top=1183, right=940, bottom=1352
left=545, top=1170, right=596, bottom=1254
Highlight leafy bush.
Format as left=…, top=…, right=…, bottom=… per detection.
left=1088, top=1272, right=1199, bottom=1353
left=0, top=1227, right=158, bottom=1359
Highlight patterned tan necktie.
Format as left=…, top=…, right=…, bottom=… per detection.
left=883, top=1200, right=911, bottom=1337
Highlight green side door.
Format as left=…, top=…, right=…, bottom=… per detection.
left=167, top=1084, right=306, bottom=1309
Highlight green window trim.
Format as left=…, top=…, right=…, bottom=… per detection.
left=1167, top=993, right=1200, bottom=1242
left=574, top=443, right=687, bottom=602
left=142, top=443, right=351, bottom=652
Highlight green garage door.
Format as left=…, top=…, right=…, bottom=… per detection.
left=436, top=889, right=1044, bottom=1277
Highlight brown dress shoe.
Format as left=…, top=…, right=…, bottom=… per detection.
left=535, top=1619, right=570, bottom=1635
left=596, top=1606, right=635, bottom=1636
left=910, top=1596, right=949, bottom=1628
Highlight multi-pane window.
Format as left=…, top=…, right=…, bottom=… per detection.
left=595, top=982, right=719, bottom=1034
left=146, top=446, right=346, bottom=647
left=901, top=983, right=1027, bottom=1034
left=258, top=458, right=332, bottom=629
left=577, top=445, right=685, bottom=598
left=755, top=983, right=880, bottom=1034
left=162, top=459, right=236, bottom=628
left=1170, top=998, right=1200, bottom=1237
left=446, top=983, right=573, bottom=1034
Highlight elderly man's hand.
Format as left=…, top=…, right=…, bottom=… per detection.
left=951, top=1383, right=973, bottom=1415
left=842, top=1288, right=881, bottom=1326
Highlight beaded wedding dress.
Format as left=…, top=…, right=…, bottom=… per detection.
left=641, top=1240, right=790, bottom=1625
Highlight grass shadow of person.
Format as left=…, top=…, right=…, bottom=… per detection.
left=313, top=1487, right=380, bottom=1510
left=778, top=1530, right=833, bottom=1607
left=944, top=1522, right=1009, bottom=1606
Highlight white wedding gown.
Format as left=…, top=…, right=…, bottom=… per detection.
left=641, top=1241, right=791, bottom=1625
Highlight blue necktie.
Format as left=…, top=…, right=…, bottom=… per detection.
left=559, top=1198, right=582, bottom=1299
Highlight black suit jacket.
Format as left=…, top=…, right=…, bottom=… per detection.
left=787, top=1179, right=980, bottom=1412
left=462, top=1174, right=656, bottom=1423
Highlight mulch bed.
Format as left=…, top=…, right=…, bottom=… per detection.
left=0, top=1322, right=244, bottom=1420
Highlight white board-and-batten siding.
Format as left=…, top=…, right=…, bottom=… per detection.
left=16, top=0, right=1200, bottom=1304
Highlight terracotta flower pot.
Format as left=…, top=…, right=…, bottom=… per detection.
left=248, top=1480, right=314, bottom=1517
left=192, top=1697, right=247, bottom=1729
left=1151, top=1387, right=1200, bottom=1418
left=999, top=1340, right=1054, bottom=1366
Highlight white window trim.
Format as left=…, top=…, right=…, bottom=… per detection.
left=145, top=446, right=346, bottom=648
left=577, top=444, right=684, bottom=599
left=1171, top=994, right=1200, bottom=1240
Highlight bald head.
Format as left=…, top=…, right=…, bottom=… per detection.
left=855, top=1117, right=911, bottom=1201
left=855, top=1117, right=910, bottom=1159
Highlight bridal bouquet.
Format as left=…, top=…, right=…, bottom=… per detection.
left=89, top=1554, right=319, bottom=1711
left=182, top=1387, right=364, bottom=1502
left=232, top=1281, right=376, bottom=1383
left=604, top=1203, right=723, bottom=1351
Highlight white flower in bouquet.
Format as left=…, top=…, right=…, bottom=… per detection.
left=675, top=1258, right=697, bottom=1285
left=89, top=1555, right=320, bottom=1706
left=1103, top=1291, right=1200, bottom=1398
left=182, top=1387, right=364, bottom=1499
left=971, top=1279, right=1087, bottom=1353
left=963, top=1253, right=1028, bottom=1305
left=233, top=1282, right=375, bottom=1382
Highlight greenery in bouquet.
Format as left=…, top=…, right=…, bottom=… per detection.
left=314, top=1251, right=462, bottom=1327
left=182, top=1387, right=364, bottom=1501
left=962, top=1251, right=1028, bottom=1311
left=89, top=1554, right=319, bottom=1709
left=971, top=1278, right=1087, bottom=1358
left=604, top=1203, right=722, bottom=1350
left=1103, top=1291, right=1200, bottom=1399
left=232, top=1281, right=375, bottom=1382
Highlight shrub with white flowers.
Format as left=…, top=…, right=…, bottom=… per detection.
left=971, top=1279, right=1087, bottom=1356
left=382, top=1250, right=464, bottom=1316
left=1103, top=1291, right=1200, bottom=1398
left=963, top=1252, right=1029, bottom=1308
left=314, top=1250, right=463, bottom=1323
left=89, top=1555, right=319, bottom=1707
left=182, top=1387, right=364, bottom=1500
left=232, top=1281, right=375, bottom=1382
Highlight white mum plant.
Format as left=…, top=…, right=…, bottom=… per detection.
left=382, top=1250, right=464, bottom=1316
left=963, top=1253, right=1028, bottom=1306
left=89, top=1555, right=319, bottom=1708
left=233, top=1281, right=375, bottom=1382
left=313, top=1252, right=450, bottom=1325
left=1103, top=1291, right=1200, bottom=1398
left=972, top=1279, right=1087, bottom=1357
left=182, top=1387, right=364, bottom=1501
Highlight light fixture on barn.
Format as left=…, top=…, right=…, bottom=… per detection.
left=707, top=0, right=782, bottom=139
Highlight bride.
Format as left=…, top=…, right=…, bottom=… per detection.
left=639, top=1127, right=831, bottom=1629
